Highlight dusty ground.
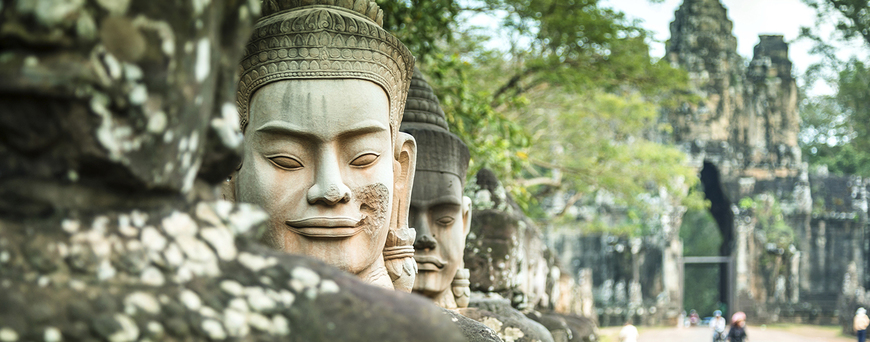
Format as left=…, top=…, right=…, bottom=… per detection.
left=598, top=324, right=854, bottom=342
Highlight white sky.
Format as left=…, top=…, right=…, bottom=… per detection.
left=462, top=0, right=866, bottom=96
left=601, top=0, right=865, bottom=95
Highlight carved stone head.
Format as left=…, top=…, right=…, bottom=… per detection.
left=400, top=68, right=472, bottom=308
left=233, top=0, right=418, bottom=291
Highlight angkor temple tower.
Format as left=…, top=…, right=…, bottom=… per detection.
left=667, top=0, right=800, bottom=173
left=548, top=0, right=868, bottom=327
left=664, top=0, right=865, bottom=325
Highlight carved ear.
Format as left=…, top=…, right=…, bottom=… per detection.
left=462, top=195, right=472, bottom=237
left=393, top=132, right=416, bottom=231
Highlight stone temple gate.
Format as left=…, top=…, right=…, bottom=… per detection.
left=682, top=160, right=735, bottom=314
left=547, top=0, right=869, bottom=326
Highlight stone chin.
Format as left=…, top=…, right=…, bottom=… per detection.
left=413, top=260, right=456, bottom=297
left=413, top=249, right=462, bottom=302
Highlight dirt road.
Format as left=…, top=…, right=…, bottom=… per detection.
left=599, top=325, right=854, bottom=342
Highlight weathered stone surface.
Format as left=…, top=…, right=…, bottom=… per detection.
left=0, top=205, right=466, bottom=341
left=463, top=298, right=556, bottom=342
left=402, top=67, right=474, bottom=309
left=232, top=1, right=418, bottom=291
left=526, top=311, right=597, bottom=342
left=0, top=0, right=465, bottom=340
left=442, top=308, right=505, bottom=342
left=465, top=168, right=554, bottom=311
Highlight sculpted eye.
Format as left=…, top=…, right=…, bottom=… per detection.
left=268, top=156, right=303, bottom=170
left=436, top=216, right=455, bottom=226
left=350, top=153, right=379, bottom=167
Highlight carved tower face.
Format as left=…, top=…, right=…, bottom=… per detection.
left=410, top=170, right=472, bottom=307
left=233, top=1, right=417, bottom=290
left=238, top=79, right=395, bottom=279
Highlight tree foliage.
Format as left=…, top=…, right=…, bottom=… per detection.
left=381, top=0, right=703, bottom=232
left=803, top=0, right=870, bottom=46
left=800, top=0, right=870, bottom=176
left=376, top=0, right=460, bottom=63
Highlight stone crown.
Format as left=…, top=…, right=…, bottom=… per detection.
left=400, top=67, right=470, bottom=182
left=263, top=0, right=385, bottom=26
left=237, top=1, right=414, bottom=143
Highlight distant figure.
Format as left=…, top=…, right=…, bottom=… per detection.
left=690, top=309, right=701, bottom=326
left=711, top=310, right=727, bottom=342
left=619, top=320, right=639, bottom=342
left=855, top=307, right=869, bottom=342
left=726, top=312, right=748, bottom=342
left=679, top=310, right=687, bottom=328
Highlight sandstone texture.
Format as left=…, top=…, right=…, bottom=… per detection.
left=0, top=0, right=465, bottom=340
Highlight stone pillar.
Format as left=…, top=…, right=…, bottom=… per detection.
left=790, top=251, right=801, bottom=303
left=576, top=268, right=596, bottom=319
left=662, top=239, right=682, bottom=322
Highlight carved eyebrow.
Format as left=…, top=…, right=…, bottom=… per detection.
left=411, top=195, right=463, bottom=208
left=336, top=119, right=388, bottom=139
left=255, top=121, right=318, bottom=141
left=254, top=119, right=387, bottom=141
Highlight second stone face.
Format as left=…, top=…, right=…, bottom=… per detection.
left=401, top=67, right=473, bottom=309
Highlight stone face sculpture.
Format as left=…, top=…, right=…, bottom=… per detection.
left=232, top=0, right=418, bottom=291
left=462, top=169, right=558, bottom=342
left=0, top=0, right=467, bottom=341
left=400, top=67, right=473, bottom=309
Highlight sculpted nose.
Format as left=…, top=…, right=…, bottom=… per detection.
left=413, top=219, right=437, bottom=250
left=307, top=154, right=351, bottom=205
left=307, top=183, right=351, bottom=205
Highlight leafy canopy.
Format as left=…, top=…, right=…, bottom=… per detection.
left=800, top=0, right=870, bottom=176
left=380, top=0, right=704, bottom=233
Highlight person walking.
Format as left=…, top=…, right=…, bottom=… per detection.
left=855, top=307, right=869, bottom=342
left=619, top=320, right=639, bottom=342
left=711, top=310, right=727, bottom=342
left=726, top=312, right=748, bottom=342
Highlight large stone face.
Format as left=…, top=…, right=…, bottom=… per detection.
left=231, top=1, right=418, bottom=291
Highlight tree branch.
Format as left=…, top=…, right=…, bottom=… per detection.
left=554, top=191, right=585, bottom=218
left=519, top=176, right=562, bottom=188
left=491, top=66, right=542, bottom=105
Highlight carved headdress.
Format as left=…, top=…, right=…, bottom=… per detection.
left=237, top=0, right=415, bottom=141
left=400, top=67, right=471, bottom=182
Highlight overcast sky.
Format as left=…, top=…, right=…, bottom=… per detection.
left=601, top=0, right=866, bottom=95
left=462, top=0, right=865, bottom=95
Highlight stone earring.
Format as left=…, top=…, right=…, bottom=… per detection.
left=383, top=227, right=417, bottom=292
left=452, top=268, right=471, bottom=308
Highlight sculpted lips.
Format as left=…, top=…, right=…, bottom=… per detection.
left=415, top=255, right=445, bottom=271
left=285, top=216, right=364, bottom=238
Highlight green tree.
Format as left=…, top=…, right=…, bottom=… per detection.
left=803, top=0, right=870, bottom=46
left=382, top=0, right=704, bottom=230
left=376, top=0, right=460, bottom=64
left=800, top=0, right=870, bottom=176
